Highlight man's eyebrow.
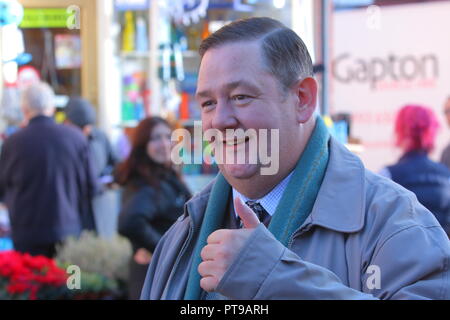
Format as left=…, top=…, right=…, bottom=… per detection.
left=224, top=80, right=260, bottom=92
left=195, top=89, right=213, bottom=99
left=195, top=80, right=261, bottom=99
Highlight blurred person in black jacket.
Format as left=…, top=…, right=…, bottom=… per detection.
left=115, top=117, right=191, bottom=299
left=0, top=82, right=97, bottom=257
left=380, top=104, right=450, bottom=236
left=65, top=97, right=119, bottom=238
left=65, top=97, right=117, bottom=184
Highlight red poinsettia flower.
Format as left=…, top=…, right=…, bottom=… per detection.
left=6, top=281, right=30, bottom=294
left=0, top=251, right=69, bottom=300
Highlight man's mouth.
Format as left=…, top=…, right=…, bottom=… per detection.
left=223, top=136, right=250, bottom=146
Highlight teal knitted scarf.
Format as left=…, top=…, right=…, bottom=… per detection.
left=184, top=116, right=330, bottom=300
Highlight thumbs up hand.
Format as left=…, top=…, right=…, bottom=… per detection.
left=198, top=197, right=261, bottom=292
left=233, top=196, right=260, bottom=228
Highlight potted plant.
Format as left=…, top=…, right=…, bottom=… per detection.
left=55, top=231, right=132, bottom=299
left=0, top=251, right=69, bottom=300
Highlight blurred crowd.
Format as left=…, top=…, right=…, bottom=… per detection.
left=0, top=81, right=449, bottom=299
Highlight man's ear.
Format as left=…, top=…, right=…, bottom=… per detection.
left=21, top=105, right=31, bottom=121
left=293, top=77, right=318, bottom=123
left=83, top=124, right=93, bottom=137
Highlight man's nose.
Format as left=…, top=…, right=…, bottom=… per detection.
left=211, top=101, right=238, bottom=131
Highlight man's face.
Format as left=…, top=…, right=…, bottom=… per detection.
left=444, top=98, right=450, bottom=127
left=196, top=41, right=299, bottom=181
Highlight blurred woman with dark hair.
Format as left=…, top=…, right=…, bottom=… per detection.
left=116, top=117, right=191, bottom=299
left=381, top=105, right=450, bottom=236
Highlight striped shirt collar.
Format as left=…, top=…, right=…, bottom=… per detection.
left=232, top=171, right=294, bottom=217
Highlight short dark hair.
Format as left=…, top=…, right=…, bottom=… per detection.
left=199, top=17, right=313, bottom=91
left=65, top=96, right=96, bottom=128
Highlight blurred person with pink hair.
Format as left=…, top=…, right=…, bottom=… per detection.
left=381, top=104, right=450, bottom=236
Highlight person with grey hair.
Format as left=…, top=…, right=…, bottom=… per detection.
left=0, top=82, right=97, bottom=258
left=140, top=17, right=449, bottom=300
left=20, top=81, right=56, bottom=120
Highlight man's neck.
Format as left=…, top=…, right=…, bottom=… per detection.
left=27, top=114, right=49, bottom=122
left=27, top=113, right=52, bottom=122
left=231, top=163, right=297, bottom=199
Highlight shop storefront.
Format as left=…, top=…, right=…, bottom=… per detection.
left=0, top=0, right=98, bottom=135
left=17, top=0, right=98, bottom=108
left=331, top=0, right=450, bottom=171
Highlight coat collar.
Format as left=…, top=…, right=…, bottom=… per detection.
left=306, top=137, right=366, bottom=233
left=29, top=115, right=54, bottom=124
left=399, top=150, right=428, bottom=161
left=185, top=137, right=366, bottom=234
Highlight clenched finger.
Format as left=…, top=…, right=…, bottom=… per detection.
left=200, top=244, right=220, bottom=261
left=200, top=275, right=219, bottom=292
left=207, top=229, right=232, bottom=244
left=198, top=260, right=215, bottom=277
left=198, top=259, right=228, bottom=278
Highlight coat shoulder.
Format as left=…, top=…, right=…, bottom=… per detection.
left=362, top=169, right=446, bottom=247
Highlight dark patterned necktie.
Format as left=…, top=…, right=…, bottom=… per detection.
left=237, top=200, right=270, bottom=227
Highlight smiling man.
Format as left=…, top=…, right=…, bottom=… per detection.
left=141, top=17, right=450, bottom=300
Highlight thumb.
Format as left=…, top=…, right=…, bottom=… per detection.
left=234, top=197, right=260, bottom=229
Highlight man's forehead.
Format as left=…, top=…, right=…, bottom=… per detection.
left=200, top=41, right=263, bottom=70
left=196, top=42, right=275, bottom=97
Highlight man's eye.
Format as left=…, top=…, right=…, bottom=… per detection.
left=232, top=95, right=251, bottom=103
left=201, top=101, right=214, bottom=108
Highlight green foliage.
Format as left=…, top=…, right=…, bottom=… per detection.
left=55, top=231, right=132, bottom=299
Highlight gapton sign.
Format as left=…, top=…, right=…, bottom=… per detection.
left=332, top=53, right=439, bottom=89
left=331, top=2, right=450, bottom=171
